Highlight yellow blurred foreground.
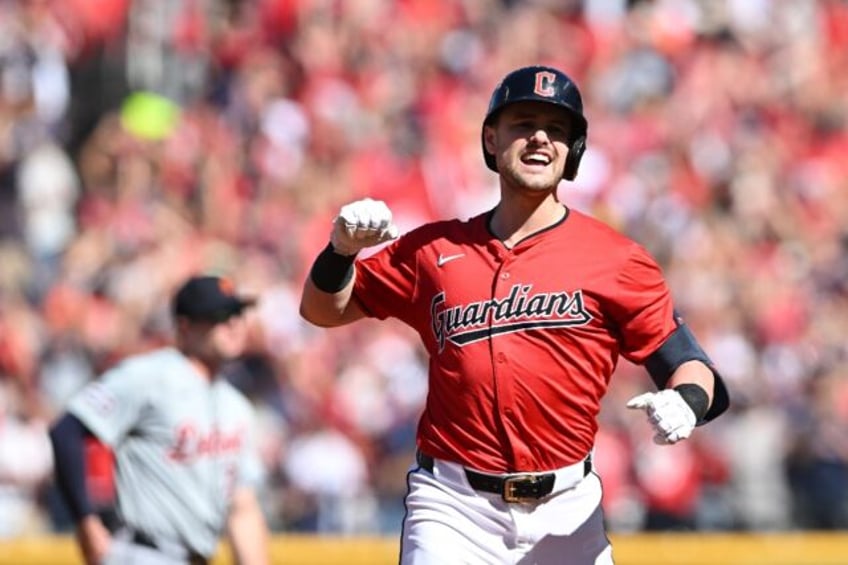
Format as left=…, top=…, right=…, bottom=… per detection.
left=1, top=532, right=847, bottom=565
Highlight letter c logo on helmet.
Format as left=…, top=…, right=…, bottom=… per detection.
left=481, top=65, right=588, bottom=181
left=533, top=71, right=557, bottom=97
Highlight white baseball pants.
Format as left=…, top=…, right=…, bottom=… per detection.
left=400, top=456, right=614, bottom=564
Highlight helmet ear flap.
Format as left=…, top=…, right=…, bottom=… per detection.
left=563, top=135, right=586, bottom=181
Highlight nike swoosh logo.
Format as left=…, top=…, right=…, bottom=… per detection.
left=437, top=253, right=465, bottom=267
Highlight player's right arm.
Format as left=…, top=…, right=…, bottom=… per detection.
left=50, top=360, right=149, bottom=563
left=300, top=198, right=399, bottom=327
left=300, top=266, right=364, bottom=327
left=49, top=414, right=111, bottom=565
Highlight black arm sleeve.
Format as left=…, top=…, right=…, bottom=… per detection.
left=49, top=413, right=94, bottom=522
left=309, top=243, right=357, bottom=293
left=644, top=313, right=730, bottom=424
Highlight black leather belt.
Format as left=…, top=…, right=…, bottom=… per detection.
left=416, top=451, right=591, bottom=503
left=130, top=530, right=209, bottom=565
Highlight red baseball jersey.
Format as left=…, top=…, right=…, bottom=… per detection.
left=353, top=208, right=677, bottom=473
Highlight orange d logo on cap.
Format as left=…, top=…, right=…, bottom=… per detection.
left=218, top=277, right=235, bottom=297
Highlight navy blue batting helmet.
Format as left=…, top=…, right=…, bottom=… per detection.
left=482, top=66, right=588, bottom=181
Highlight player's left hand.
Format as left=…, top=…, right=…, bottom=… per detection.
left=626, top=389, right=697, bottom=444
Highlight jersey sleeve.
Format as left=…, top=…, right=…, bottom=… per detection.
left=606, top=243, right=677, bottom=364
left=66, top=361, right=149, bottom=447
left=353, top=234, right=420, bottom=322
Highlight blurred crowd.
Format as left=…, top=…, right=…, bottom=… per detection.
left=0, top=0, right=847, bottom=538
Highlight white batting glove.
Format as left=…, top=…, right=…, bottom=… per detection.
left=626, top=389, right=697, bottom=445
left=330, top=198, right=400, bottom=256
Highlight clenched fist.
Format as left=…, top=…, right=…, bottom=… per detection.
left=626, top=389, right=697, bottom=445
left=330, top=198, right=400, bottom=256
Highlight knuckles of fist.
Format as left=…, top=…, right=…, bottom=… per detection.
left=331, top=198, right=399, bottom=255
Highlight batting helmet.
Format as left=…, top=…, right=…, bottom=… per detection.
left=481, top=66, right=588, bottom=181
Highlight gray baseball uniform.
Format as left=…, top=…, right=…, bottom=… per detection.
left=67, top=347, right=264, bottom=558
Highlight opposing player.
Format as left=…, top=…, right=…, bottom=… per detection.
left=299, top=65, right=729, bottom=564
left=49, top=275, right=270, bottom=565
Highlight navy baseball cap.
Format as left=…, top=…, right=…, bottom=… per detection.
left=172, top=275, right=256, bottom=323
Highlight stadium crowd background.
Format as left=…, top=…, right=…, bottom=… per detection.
left=0, top=0, right=846, bottom=539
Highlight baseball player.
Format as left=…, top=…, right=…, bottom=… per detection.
left=300, top=65, right=730, bottom=564
left=49, top=275, right=270, bottom=565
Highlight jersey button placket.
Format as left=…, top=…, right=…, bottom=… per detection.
left=492, top=253, right=519, bottom=468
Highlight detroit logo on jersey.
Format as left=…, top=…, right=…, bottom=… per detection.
left=430, top=283, right=593, bottom=351
left=168, top=423, right=246, bottom=462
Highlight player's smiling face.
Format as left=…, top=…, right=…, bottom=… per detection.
left=485, top=101, right=573, bottom=192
